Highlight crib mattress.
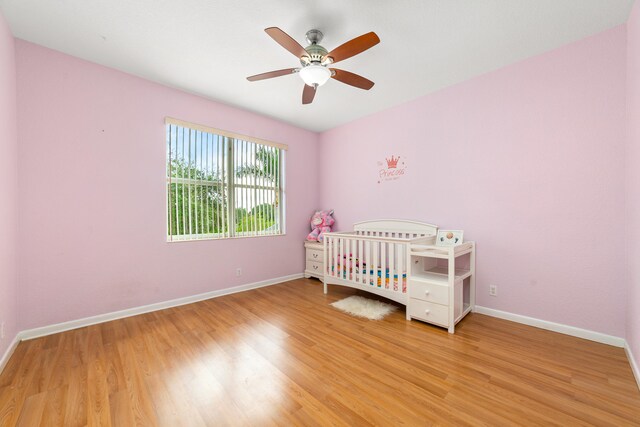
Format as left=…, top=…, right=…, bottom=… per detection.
left=331, top=265, right=407, bottom=293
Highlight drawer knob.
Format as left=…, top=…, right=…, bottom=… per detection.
left=313, top=265, right=318, bottom=270
left=424, top=290, right=430, bottom=296
left=425, top=309, right=431, bottom=315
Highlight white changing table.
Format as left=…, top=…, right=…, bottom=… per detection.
left=407, top=241, right=476, bottom=333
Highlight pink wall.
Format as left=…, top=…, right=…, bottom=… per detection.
left=626, top=1, right=640, bottom=373
left=8, top=19, right=637, bottom=344
left=0, top=11, right=18, bottom=356
left=319, top=26, right=628, bottom=337
left=15, top=41, right=319, bottom=330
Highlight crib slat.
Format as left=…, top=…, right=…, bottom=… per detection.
left=353, top=238, right=358, bottom=281
left=344, top=238, right=348, bottom=280
left=381, top=242, right=386, bottom=290
left=336, top=237, right=340, bottom=278
left=342, top=237, right=346, bottom=280
left=357, top=239, right=363, bottom=283
left=397, top=243, right=403, bottom=293
left=364, top=240, right=370, bottom=286
left=347, top=238, right=350, bottom=280
left=344, top=238, right=347, bottom=279
left=326, top=237, right=330, bottom=277
left=325, top=237, right=329, bottom=276
left=333, top=236, right=337, bottom=278
left=389, top=243, right=396, bottom=290
left=354, top=239, right=358, bottom=283
left=333, top=237, right=338, bottom=278
left=328, top=236, right=333, bottom=277
left=372, top=240, right=379, bottom=288
left=328, top=237, right=333, bottom=277
left=354, top=238, right=358, bottom=282
left=341, top=238, right=345, bottom=280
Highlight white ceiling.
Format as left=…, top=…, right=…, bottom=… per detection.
left=0, top=0, right=635, bottom=132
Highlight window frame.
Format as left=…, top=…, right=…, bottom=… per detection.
left=165, top=117, right=286, bottom=242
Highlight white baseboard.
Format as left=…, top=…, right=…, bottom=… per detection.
left=474, top=306, right=625, bottom=347
left=19, top=273, right=304, bottom=341
left=0, top=334, right=20, bottom=375
left=625, top=342, right=640, bottom=391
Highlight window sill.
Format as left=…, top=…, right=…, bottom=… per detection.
left=166, top=233, right=286, bottom=243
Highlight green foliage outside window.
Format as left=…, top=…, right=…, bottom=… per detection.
left=167, top=146, right=280, bottom=238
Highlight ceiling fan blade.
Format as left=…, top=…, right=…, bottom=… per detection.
left=323, top=32, right=380, bottom=64
left=247, top=68, right=298, bottom=82
left=331, top=69, right=374, bottom=90
left=302, top=84, right=316, bottom=104
left=265, top=27, right=309, bottom=59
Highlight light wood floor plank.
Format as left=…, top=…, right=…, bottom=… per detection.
left=0, top=278, right=638, bottom=426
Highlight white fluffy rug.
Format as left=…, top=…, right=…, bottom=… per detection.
left=331, top=295, right=398, bottom=320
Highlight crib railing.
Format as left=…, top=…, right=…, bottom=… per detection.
left=324, top=232, right=413, bottom=293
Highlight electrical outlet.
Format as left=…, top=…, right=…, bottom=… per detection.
left=236, top=268, right=242, bottom=277
left=489, top=285, right=497, bottom=297
left=0, top=322, right=4, bottom=340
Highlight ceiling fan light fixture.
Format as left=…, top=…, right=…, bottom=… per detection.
left=299, top=64, right=331, bottom=87
left=248, top=27, right=379, bottom=104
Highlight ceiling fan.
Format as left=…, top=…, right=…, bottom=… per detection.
left=247, top=27, right=380, bottom=105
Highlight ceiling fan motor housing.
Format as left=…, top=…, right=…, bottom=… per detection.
left=301, top=44, right=328, bottom=65
left=301, top=29, right=328, bottom=66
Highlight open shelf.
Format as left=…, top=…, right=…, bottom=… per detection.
left=455, top=303, right=472, bottom=324
left=412, top=266, right=471, bottom=285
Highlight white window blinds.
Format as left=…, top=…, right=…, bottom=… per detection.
left=166, top=118, right=285, bottom=242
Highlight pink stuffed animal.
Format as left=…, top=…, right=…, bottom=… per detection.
left=306, top=210, right=335, bottom=243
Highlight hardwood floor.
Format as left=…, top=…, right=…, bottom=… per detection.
left=1, top=278, right=639, bottom=426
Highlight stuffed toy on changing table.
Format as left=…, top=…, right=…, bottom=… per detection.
left=306, top=210, right=335, bottom=243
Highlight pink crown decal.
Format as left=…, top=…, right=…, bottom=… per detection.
left=386, top=155, right=400, bottom=169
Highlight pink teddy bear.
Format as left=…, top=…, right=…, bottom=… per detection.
left=306, top=210, right=335, bottom=243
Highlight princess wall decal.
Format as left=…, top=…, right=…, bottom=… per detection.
left=377, top=154, right=407, bottom=184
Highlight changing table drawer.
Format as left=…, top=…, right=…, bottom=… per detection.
left=409, top=280, right=449, bottom=305
left=408, top=299, right=449, bottom=327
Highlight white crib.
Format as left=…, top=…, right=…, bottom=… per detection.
left=323, top=219, right=438, bottom=305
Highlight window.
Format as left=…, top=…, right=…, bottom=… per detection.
left=166, top=118, right=285, bottom=241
